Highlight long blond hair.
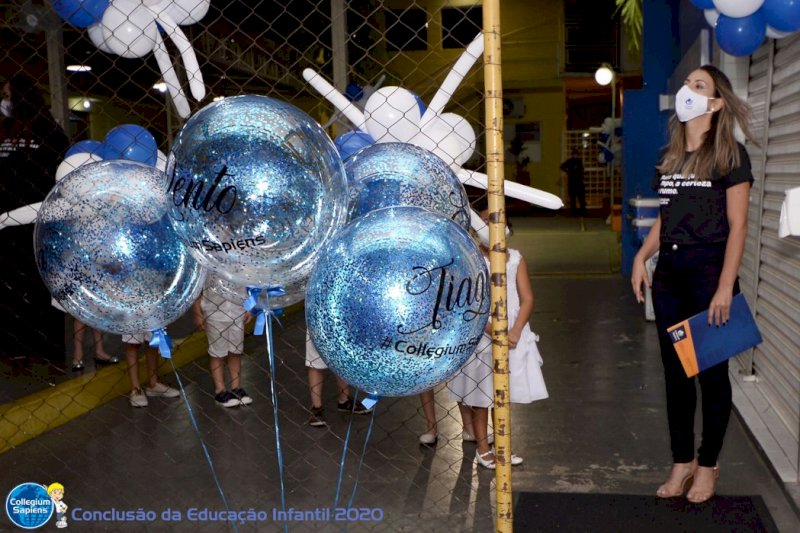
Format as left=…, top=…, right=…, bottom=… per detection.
left=657, top=65, right=755, bottom=180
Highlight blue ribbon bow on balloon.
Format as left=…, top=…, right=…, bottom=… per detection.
left=149, top=328, right=174, bottom=359
left=244, top=286, right=286, bottom=335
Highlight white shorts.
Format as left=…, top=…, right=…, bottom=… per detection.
left=122, top=331, right=152, bottom=345
left=201, top=290, right=246, bottom=358
left=305, top=333, right=327, bottom=370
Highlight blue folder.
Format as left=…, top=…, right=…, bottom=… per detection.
left=667, top=293, right=763, bottom=377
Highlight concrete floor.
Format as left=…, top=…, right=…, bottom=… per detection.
left=0, top=216, right=798, bottom=532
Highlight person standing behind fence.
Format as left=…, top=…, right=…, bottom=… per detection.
left=560, top=149, right=586, bottom=217
left=631, top=65, right=755, bottom=504
left=0, top=75, right=68, bottom=364
left=448, top=211, right=547, bottom=468
left=192, top=277, right=253, bottom=408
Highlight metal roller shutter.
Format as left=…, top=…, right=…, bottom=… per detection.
left=742, top=34, right=800, bottom=482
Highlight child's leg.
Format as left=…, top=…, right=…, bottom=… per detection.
left=125, top=343, right=141, bottom=391
left=72, top=319, right=86, bottom=364
left=145, top=347, right=160, bottom=388
left=472, top=407, right=493, bottom=457
left=226, top=353, right=242, bottom=390
left=333, top=374, right=351, bottom=404
left=92, top=329, right=111, bottom=359
left=308, top=367, right=325, bottom=409
left=210, top=356, right=226, bottom=395
left=458, top=402, right=475, bottom=435
left=419, top=390, right=437, bottom=433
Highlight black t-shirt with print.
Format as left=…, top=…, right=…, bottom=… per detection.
left=651, top=143, right=753, bottom=244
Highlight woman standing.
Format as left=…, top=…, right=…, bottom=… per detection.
left=631, top=65, right=755, bottom=504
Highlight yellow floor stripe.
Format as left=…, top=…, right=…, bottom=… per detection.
left=0, top=331, right=208, bottom=454
left=0, top=303, right=303, bottom=455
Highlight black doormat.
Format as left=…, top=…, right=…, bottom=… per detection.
left=514, top=492, right=779, bottom=532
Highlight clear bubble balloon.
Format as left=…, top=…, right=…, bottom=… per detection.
left=306, top=206, right=490, bottom=397
left=34, top=160, right=206, bottom=335
left=166, top=94, right=349, bottom=289
left=206, top=274, right=306, bottom=310
left=345, top=142, right=470, bottom=231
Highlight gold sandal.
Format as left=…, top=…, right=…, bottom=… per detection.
left=656, top=459, right=697, bottom=498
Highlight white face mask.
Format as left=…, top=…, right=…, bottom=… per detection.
left=0, top=99, right=11, bottom=118
left=675, top=85, right=716, bottom=123
left=477, top=224, right=510, bottom=248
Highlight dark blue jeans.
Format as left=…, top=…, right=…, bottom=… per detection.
left=652, top=242, right=734, bottom=467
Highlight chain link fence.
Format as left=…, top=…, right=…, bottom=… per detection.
left=0, top=1, right=518, bottom=531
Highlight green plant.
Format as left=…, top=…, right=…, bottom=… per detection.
left=616, top=0, right=643, bottom=54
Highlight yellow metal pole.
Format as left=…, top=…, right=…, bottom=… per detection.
left=483, top=2, right=513, bottom=531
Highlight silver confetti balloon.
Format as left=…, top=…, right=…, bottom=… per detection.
left=306, top=206, right=489, bottom=397
left=34, top=160, right=206, bottom=335
left=344, top=142, right=470, bottom=231
left=166, top=94, right=349, bottom=289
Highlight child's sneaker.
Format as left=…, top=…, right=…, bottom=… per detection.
left=145, top=382, right=180, bottom=398
left=337, top=397, right=373, bottom=415
left=129, top=388, right=148, bottom=407
left=308, top=406, right=327, bottom=427
left=231, top=388, right=253, bottom=405
left=215, top=391, right=241, bottom=408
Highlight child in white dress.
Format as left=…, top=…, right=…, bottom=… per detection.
left=447, top=213, right=548, bottom=468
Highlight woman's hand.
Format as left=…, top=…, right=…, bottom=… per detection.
left=707, top=287, right=734, bottom=326
left=631, top=256, right=651, bottom=303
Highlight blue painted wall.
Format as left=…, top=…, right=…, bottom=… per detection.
left=620, top=0, right=681, bottom=275
left=620, top=1, right=710, bottom=274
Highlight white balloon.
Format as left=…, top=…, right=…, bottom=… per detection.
left=55, top=153, right=103, bottom=182
left=146, top=8, right=205, bottom=100
left=420, top=32, right=484, bottom=128
left=102, top=0, right=158, bottom=58
left=302, top=68, right=367, bottom=131
left=87, top=22, right=114, bottom=53
left=167, top=0, right=211, bottom=25
left=0, top=202, right=42, bottom=228
left=457, top=169, right=564, bottom=210
left=767, top=25, right=793, bottom=39
left=156, top=149, right=167, bottom=172
left=410, top=127, right=465, bottom=169
left=712, top=0, right=764, bottom=19
left=152, top=31, right=192, bottom=118
left=704, top=9, right=720, bottom=28
left=364, top=86, right=421, bottom=143
left=436, top=113, right=476, bottom=165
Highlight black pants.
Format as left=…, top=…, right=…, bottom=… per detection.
left=569, top=191, right=586, bottom=217
left=652, top=242, right=733, bottom=467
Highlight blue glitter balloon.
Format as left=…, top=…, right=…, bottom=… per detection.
left=166, top=94, right=349, bottom=289
left=306, top=206, right=489, bottom=397
left=344, top=142, right=470, bottom=231
left=34, top=160, right=206, bottom=335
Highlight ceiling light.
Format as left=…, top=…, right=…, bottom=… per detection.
left=153, top=82, right=167, bottom=93
left=66, top=64, right=92, bottom=73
